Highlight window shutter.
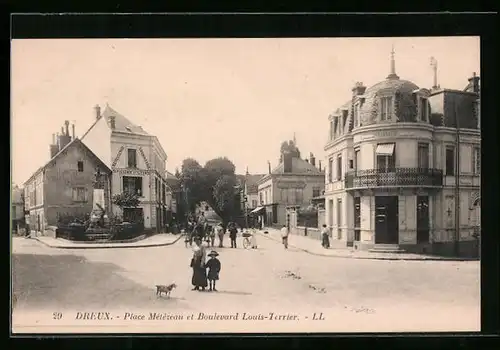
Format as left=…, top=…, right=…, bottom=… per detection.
left=72, top=188, right=77, bottom=201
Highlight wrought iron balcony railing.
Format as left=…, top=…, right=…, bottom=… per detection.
left=344, top=168, right=443, bottom=189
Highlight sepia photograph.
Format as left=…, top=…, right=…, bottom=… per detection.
left=11, top=36, right=480, bottom=334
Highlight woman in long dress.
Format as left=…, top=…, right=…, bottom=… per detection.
left=190, top=238, right=208, bottom=291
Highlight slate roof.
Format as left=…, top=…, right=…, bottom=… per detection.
left=101, top=104, right=150, bottom=135
left=245, top=174, right=266, bottom=194
left=23, top=138, right=112, bottom=186
left=271, top=157, right=324, bottom=176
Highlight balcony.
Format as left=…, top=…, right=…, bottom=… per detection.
left=345, top=168, right=443, bottom=190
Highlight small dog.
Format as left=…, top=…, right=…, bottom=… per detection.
left=155, top=283, right=177, bottom=297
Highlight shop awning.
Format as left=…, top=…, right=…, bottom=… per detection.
left=375, top=143, right=395, bottom=156
left=250, top=206, right=265, bottom=214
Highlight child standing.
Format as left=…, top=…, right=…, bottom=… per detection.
left=205, top=250, right=221, bottom=291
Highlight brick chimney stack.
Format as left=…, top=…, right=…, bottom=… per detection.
left=49, top=133, right=59, bottom=158
left=94, top=104, right=101, bottom=120
left=109, top=115, right=116, bottom=129
left=352, top=82, right=366, bottom=96
left=318, top=160, right=322, bottom=172
left=309, top=152, right=316, bottom=167
left=468, top=72, right=480, bottom=93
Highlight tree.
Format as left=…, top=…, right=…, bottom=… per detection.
left=279, top=140, right=301, bottom=163
left=203, top=157, right=236, bottom=211
left=213, top=175, right=239, bottom=223
left=174, top=168, right=181, bottom=179
left=112, top=192, right=141, bottom=209
left=178, top=156, right=242, bottom=225
left=179, top=158, right=205, bottom=213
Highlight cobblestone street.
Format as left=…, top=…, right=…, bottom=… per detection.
left=12, top=235, right=480, bottom=332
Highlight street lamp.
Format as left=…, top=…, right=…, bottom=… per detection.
left=454, top=101, right=461, bottom=257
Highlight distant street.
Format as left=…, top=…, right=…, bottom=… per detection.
left=12, top=234, right=480, bottom=332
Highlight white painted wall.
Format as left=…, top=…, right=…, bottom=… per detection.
left=80, top=118, right=112, bottom=167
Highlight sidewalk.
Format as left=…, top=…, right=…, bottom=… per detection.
left=34, top=233, right=184, bottom=249
left=260, top=228, right=476, bottom=261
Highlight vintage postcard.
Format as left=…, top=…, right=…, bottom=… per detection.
left=11, top=36, right=480, bottom=334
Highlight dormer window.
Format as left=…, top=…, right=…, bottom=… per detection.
left=333, top=117, right=339, bottom=137
left=329, top=119, right=335, bottom=140
left=353, top=103, right=360, bottom=127
left=418, top=97, right=429, bottom=122
left=380, top=96, right=393, bottom=121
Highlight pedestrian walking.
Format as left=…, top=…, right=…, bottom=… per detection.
left=321, top=224, right=330, bottom=249
left=205, top=250, right=221, bottom=291
left=229, top=222, right=238, bottom=248
left=209, top=225, right=216, bottom=247
left=216, top=222, right=225, bottom=247
left=250, top=228, right=258, bottom=249
left=190, top=237, right=208, bottom=291
left=281, top=224, right=289, bottom=249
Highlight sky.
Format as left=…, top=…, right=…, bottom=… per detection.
left=11, top=37, right=480, bottom=186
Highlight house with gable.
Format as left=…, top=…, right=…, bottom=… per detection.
left=23, top=121, right=112, bottom=233
left=80, top=104, right=169, bottom=231
left=255, top=145, right=325, bottom=227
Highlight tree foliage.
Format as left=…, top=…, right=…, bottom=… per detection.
left=178, top=156, right=242, bottom=224
left=279, top=140, right=301, bottom=163
left=112, top=192, right=140, bottom=209
left=213, top=175, right=238, bottom=217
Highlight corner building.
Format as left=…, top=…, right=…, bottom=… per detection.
left=324, top=54, right=480, bottom=256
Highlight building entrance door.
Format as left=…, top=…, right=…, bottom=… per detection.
left=354, top=197, right=361, bottom=241
left=416, top=196, right=430, bottom=243
left=375, top=196, right=399, bottom=244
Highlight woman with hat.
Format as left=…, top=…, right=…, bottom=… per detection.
left=205, top=250, right=221, bottom=292
left=190, top=237, right=208, bottom=291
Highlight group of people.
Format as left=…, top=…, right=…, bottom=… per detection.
left=190, top=236, right=222, bottom=292
left=184, top=213, right=245, bottom=249
left=280, top=223, right=331, bottom=249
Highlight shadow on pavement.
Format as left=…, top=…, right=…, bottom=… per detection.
left=12, top=253, right=189, bottom=311
left=214, top=290, right=252, bottom=296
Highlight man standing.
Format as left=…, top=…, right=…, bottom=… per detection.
left=280, top=224, right=289, bottom=249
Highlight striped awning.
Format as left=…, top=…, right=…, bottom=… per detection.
left=250, top=206, right=265, bottom=214
left=375, top=143, right=395, bottom=156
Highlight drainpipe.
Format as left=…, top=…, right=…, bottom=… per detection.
left=454, top=99, right=461, bottom=257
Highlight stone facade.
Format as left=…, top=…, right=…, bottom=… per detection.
left=81, top=104, right=170, bottom=231
left=23, top=139, right=111, bottom=231
left=323, top=63, right=480, bottom=257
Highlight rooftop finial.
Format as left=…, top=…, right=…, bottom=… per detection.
left=430, top=56, right=439, bottom=89
left=387, top=44, right=399, bottom=80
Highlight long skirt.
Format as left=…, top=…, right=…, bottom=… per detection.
left=191, top=265, right=208, bottom=288
left=322, top=233, right=330, bottom=248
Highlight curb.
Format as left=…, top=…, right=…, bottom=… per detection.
left=259, top=232, right=478, bottom=262
left=34, top=234, right=185, bottom=250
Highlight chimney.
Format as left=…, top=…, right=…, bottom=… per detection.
left=109, top=116, right=116, bottom=129
left=283, top=152, right=293, bottom=173
left=268, top=161, right=271, bottom=174
left=72, top=124, right=75, bottom=139
left=352, top=82, right=366, bottom=96
left=309, top=152, right=316, bottom=167
left=49, top=134, right=58, bottom=158
left=468, top=72, right=480, bottom=93
left=94, top=104, right=101, bottom=120
left=319, top=160, right=322, bottom=172
left=64, top=120, right=70, bottom=136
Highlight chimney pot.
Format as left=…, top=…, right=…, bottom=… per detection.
left=109, top=116, right=116, bottom=129
left=94, top=104, right=101, bottom=120
left=72, top=124, right=75, bottom=139
left=65, top=120, right=70, bottom=136
left=52, top=133, right=55, bottom=144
